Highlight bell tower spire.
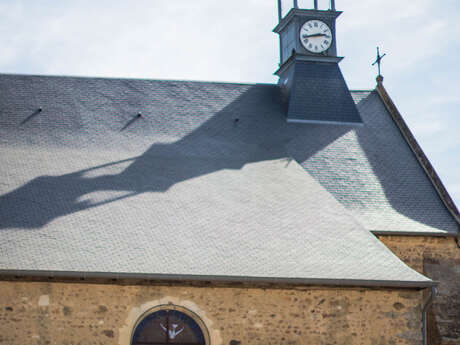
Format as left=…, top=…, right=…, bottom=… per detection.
left=273, top=0, right=362, bottom=125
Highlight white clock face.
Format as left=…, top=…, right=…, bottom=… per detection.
left=300, top=20, right=332, bottom=53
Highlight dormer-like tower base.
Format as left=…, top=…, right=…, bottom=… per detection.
left=274, top=1, right=361, bottom=125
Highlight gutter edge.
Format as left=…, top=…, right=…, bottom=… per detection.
left=372, top=230, right=459, bottom=237
left=0, top=269, right=437, bottom=289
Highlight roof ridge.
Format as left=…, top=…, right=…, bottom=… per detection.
left=0, top=72, right=373, bottom=92
left=0, top=72, right=267, bottom=87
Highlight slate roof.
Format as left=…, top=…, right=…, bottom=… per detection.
left=286, top=62, right=362, bottom=124
left=0, top=73, right=457, bottom=286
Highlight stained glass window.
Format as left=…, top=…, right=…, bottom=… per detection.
left=132, top=307, right=207, bottom=345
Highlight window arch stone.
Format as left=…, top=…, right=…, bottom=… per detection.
left=131, top=304, right=210, bottom=345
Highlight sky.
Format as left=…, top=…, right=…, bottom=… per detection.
left=0, top=0, right=459, bottom=208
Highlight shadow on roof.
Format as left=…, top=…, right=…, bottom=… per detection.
left=0, top=84, right=350, bottom=230
left=0, top=76, right=455, bottom=233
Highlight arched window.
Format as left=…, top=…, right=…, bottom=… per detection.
left=132, top=305, right=209, bottom=345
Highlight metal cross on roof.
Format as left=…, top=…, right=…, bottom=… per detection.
left=372, top=47, right=386, bottom=77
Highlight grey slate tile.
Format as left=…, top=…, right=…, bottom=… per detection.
left=0, top=73, right=456, bottom=283
left=287, top=62, right=362, bottom=124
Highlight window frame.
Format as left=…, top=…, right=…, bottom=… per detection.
left=130, top=304, right=210, bottom=345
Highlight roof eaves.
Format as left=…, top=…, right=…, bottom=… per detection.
left=371, top=230, right=459, bottom=237
left=0, top=270, right=437, bottom=289
left=375, top=80, right=460, bottom=231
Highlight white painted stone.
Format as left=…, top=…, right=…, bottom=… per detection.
left=38, top=295, right=49, bottom=307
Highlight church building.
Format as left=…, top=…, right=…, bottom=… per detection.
left=0, top=1, right=458, bottom=345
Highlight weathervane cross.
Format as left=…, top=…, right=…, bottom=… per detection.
left=372, top=47, right=386, bottom=77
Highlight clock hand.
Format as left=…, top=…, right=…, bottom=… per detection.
left=302, top=33, right=327, bottom=38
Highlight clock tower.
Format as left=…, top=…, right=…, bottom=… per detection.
left=274, top=0, right=361, bottom=125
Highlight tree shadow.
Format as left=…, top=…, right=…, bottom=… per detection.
left=0, top=85, right=350, bottom=230
left=354, top=91, right=456, bottom=231
left=3, top=85, right=445, bottom=233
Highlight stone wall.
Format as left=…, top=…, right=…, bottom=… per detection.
left=379, top=236, right=460, bottom=345
left=0, top=281, right=424, bottom=345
